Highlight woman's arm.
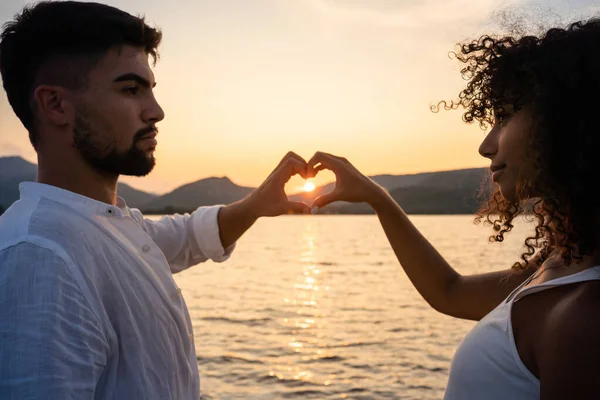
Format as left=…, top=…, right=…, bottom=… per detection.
left=371, top=191, right=534, bottom=320
left=308, top=151, right=535, bottom=321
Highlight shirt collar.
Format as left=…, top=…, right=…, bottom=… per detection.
left=19, top=181, right=129, bottom=218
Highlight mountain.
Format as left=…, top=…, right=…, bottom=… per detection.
left=1, top=156, right=492, bottom=215
left=387, top=168, right=490, bottom=214
left=406, top=168, right=488, bottom=190
left=134, top=167, right=490, bottom=215
left=0, top=156, right=37, bottom=209
left=0, top=156, right=157, bottom=209
left=288, top=173, right=436, bottom=204
left=141, top=177, right=254, bottom=213
left=0, top=156, right=38, bottom=181
left=388, top=184, right=485, bottom=214
left=289, top=168, right=490, bottom=214
left=116, top=183, right=158, bottom=208
left=326, top=184, right=488, bottom=215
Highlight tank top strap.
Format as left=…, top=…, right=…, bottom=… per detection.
left=511, top=265, right=600, bottom=303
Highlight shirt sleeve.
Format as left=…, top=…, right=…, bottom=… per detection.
left=129, top=205, right=236, bottom=273
left=0, top=242, right=110, bottom=400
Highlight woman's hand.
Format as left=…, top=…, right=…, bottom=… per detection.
left=307, top=151, right=389, bottom=209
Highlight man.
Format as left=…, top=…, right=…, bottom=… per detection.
left=0, top=2, right=313, bottom=398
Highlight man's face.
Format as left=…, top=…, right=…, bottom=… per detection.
left=72, top=45, right=164, bottom=176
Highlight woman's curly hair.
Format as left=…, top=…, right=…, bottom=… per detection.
left=438, top=18, right=600, bottom=270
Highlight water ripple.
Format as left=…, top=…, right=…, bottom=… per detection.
left=198, top=354, right=264, bottom=365
left=200, top=316, right=273, bottom=327
left=298, top=355, right=345, bottom=363
left=320, top=341, right=386, bottom=349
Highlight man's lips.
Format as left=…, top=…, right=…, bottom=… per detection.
left=139, top=132, right=157, bottom=140
left=138, top=132, right=158, bottom=147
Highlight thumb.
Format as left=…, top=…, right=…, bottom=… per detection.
left=285, top=201, right=311, bottom=215
left=311, top=191, right=341, bottom=209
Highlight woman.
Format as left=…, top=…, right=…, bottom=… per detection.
left=308, top=18, right=600, bottom=399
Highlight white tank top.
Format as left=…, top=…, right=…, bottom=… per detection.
left=444, top=265, right=600, bottom=399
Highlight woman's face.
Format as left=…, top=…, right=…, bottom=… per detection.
left=478, top=105, right=537, bottom=201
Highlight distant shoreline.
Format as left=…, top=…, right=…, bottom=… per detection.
left=140, top=209, right=477, bottom=217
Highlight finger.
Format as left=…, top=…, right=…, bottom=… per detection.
left=311, top=191, right=341, bottom=208
left=285, top=201, right=311, bottom=214
left=313, top=165, right=328, bottom=174
left=307, top=151, right=344, bottom=171
left=279, top=152, right=313, bottom=179
left=277, top=158, right=308, bottom=183
left=310, top=159, right=342, bottom=177
left=278, top=151, right=307, bottom=168
left=304, top=165, right=320, bottom=179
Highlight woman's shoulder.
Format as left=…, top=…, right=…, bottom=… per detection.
left=531, top=281, right=600, bottom=395
left=545, top=279, right=600, bottom=329
left=534, top=280, right=600, bottom=358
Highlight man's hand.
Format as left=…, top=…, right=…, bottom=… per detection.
left=243, top=151, right=312, bottom=218
left=217, top=152, right=312, bottom=249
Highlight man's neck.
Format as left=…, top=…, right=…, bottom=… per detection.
left=37, top=152, right=119, bottom=205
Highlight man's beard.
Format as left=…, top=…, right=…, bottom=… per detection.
left=73, top=111, right=156, bottom=177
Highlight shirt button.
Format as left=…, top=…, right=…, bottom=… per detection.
left=141, top=244, right=151, bottom=253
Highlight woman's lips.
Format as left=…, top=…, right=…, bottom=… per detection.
left=492, top=167, right=505, bottom=182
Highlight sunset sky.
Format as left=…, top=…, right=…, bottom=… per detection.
left=1, top=0, right=597, bottom=194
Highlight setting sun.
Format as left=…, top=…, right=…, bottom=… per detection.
left=303, top=181, right=316, bottom=192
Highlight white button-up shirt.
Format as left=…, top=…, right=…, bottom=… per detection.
left=0, top=182, right=235, bottom=399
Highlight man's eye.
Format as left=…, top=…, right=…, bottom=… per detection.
left=124, top=86, right=139, bottom=95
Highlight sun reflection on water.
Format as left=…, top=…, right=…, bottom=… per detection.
left=269, top=220, right=338, bottom=388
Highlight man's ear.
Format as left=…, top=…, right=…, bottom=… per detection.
left=33, top=85, right=75, bottom=128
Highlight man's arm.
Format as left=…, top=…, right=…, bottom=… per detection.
left=0, top=242, right=110, bottom=399
left=216, top=198, right=257, bottom=250
left=133, top=152, right=311, bottom=273
left=132, top=206, right=234, bottom=273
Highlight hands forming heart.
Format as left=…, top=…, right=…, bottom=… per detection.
left=244, top=151, right=388, bottom=218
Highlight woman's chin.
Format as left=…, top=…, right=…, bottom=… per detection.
left=497, top=183, right=517, bottom=203
left=499, top=184, right=540, bottom=205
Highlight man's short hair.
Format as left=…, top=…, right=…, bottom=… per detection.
left=0, top=1, right=162, bottom=148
